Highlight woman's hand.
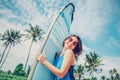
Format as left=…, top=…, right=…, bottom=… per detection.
left=35, top=52, right=46, bottom=64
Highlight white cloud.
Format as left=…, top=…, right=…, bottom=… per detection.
left=71, top=0, right=115, bottom=41
left=116, top=23, right=120, bottom=35
left=16, top=0, right=48, bottom=26
left=0, top=9, right=17, bottom=19
left=106, top=37, right=120, bottom=48
left=100, top=56, right=120, bottom=76
left=83, top=44, right=93, bottom=53
left=0, top=0, right=62, bottom=71
left=0, top=40, right=41, bottom=71
left=0, top=18, right=27, bottom=34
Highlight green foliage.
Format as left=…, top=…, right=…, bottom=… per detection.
left=0, top=29, right=23, bottom=69
left=0, top=64, right=27, bottom=80
left=108, top=68, right=120, bottom=80
left=24, top=23, right=45, bottom=42
left=0, top=73, right=27, bottom=80
left=83, top=78, right=90, bottom=80
left=85, top=51, right=103, bottom=79
left=27, top=65, right=31, bottom=75
left=92, top=77, right=97, bottom=80
left=24, top=23, right=45, bottom=70
left=13, top=63, right=26, bottom=76
left=0, top=29, right=23, bottom=46
left=74, top=64, right=84, bottom=80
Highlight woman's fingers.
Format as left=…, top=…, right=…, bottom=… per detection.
left=35, top=54, right=41, bottom=61
left=35, top=54, right=38, bottom=61
left=39, top=53, right=46, bottom=64
left=43, top=52, right=46, bottom=57
left=35, top=52, right=46, bottom=64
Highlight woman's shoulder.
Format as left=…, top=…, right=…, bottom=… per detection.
left=64, top=49, right=74, bottom=56
left=64, top=49, right=74, bottom=64
left=65, top=49, right=74, bottom=53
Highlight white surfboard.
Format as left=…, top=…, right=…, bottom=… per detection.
left=27, top=3, right=75, bottom=80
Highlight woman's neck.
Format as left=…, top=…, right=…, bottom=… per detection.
left=59, top=48, right=65, bottom=56
left=62, top=47, right=67, bottom=53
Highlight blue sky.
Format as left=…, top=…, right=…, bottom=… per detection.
left=0, top=0, right=120, bottom=77
left=71, top=0, right=120, bottom=57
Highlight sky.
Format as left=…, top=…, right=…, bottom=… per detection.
left=0, top=0, right=120, bottom=78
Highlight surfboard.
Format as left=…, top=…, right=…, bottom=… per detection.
left=27, top=3, right=75, bottom=80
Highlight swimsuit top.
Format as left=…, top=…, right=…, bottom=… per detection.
left=54, top=54, right=75, bottom=80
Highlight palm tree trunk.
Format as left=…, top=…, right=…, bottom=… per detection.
left=0, top=43, right=9, bottom=64
left=24, top=39, right=34, bottom=71
left=0, top=44, right=12, bottom=69
left=91, top=68, right=94, bottom=80
left=79, top=73, right=82, bottom=80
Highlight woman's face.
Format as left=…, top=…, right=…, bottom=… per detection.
left=64, top=36, right=78, bottom=50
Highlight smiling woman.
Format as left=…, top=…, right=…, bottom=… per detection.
left=35, top=34, right=82, bottom=80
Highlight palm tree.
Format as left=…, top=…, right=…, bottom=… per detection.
left=106, top=78, right=110, bottom=80
left=115, top=73, right=120, bottom=80
left=74, top=64, right=84, bottom=80
left=109, top=69, right=115, bottom=80
left=24, top=24, right=45, bottom=70
left=0, top=29, right=22, bottom=69
left=85, top=52, right=103, bottom=80
left=113, top=68, right=120, bottom=80
left=100, top=76, right=106, bottom=80
left=109, top=68, right=120, bottom=80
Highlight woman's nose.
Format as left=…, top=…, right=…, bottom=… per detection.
left=69, top=42, right=73, bottom=45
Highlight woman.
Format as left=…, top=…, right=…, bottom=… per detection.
left=35, top=34, right=82, bottom=80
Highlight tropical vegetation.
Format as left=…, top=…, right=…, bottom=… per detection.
left=24, top=23, right=45, bottom=70
left=74, top=52, right=120, bottom=80
left=0, top=63, right=27, bottom=80
left=0, top=26, right=120, bottom=80
left=0, top=29, right=23, bottom=69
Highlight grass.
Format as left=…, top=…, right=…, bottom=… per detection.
left=0, top=73, right=27, bottom=80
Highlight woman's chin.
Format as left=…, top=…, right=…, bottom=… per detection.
left=64, top=46, right=73, bottom=50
